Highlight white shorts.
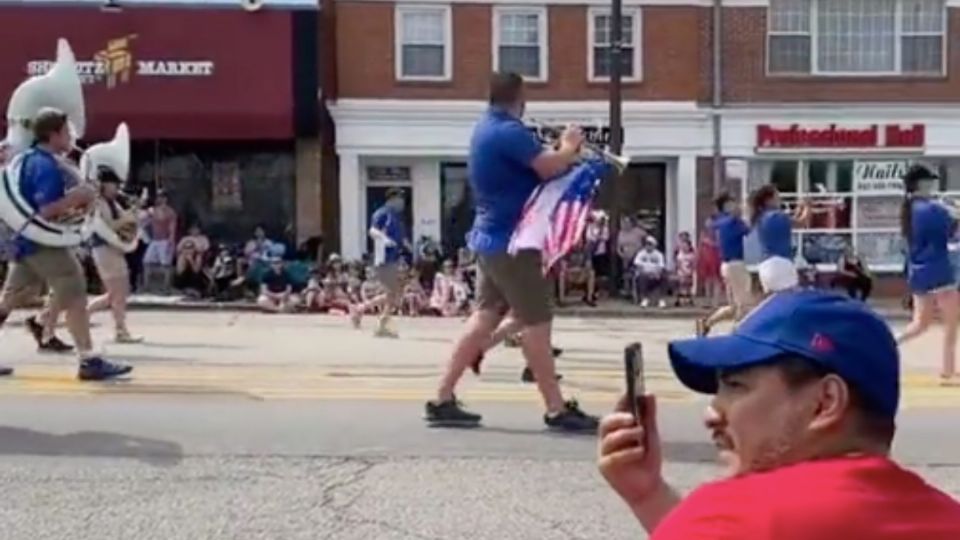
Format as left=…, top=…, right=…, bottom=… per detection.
left=758, top=256, right=798, bottom=294
left=143, top=240, right=173, bottom=266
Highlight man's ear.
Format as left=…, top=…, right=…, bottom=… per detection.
left=808, top=374, right=850, bottom=433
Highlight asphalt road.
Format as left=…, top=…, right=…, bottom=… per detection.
left=0, top=311, right=957, bottom=540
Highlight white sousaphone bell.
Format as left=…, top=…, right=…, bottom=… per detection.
left=81, top=122, right=139, bottom=253
left=0, top=38, right=88, bottom=247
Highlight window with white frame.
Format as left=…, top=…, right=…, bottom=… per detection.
left=738, top=158, right=960, bottom=272
left=767, top=0, right=945, bottom=75
left=396, top=5, right=451, bottom=80
left=589, top=9, right=641, bottom=80
left=494, top=8, right=547, bottom=80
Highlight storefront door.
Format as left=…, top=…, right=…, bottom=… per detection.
left=597, top=163, right=668, bottom=249
left=365, top=186, right=414, bottom=259
left=440, top=162, right=472, bottom=255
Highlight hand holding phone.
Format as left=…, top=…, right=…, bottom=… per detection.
left=624, top=342, right=645, bottom=424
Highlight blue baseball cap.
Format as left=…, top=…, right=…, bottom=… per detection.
left=668, top=290, right=900, bottom=417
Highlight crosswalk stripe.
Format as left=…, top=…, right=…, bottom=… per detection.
left=0, top=366, right=957, bottom=408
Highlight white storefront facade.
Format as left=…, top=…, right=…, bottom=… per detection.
left=720, top=105, right=960, bottom=273
left=329, top=99, right=711, bottom=261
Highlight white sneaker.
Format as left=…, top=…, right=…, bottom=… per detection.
left=658, top=300, right=667, bottom=308
left=640, top=299, right=650, bottom=308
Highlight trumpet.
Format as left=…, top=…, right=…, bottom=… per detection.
left=528, top=118, right=631, bottom=174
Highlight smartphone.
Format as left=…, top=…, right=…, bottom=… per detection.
left=624, top=342, right=645, bottom=423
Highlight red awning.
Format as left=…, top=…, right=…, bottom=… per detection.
left=0, top=6, right=296, bottom=141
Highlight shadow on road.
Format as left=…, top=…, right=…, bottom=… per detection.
left=0, top=426, right=183, bottom=466
left=121, top=342, right=246, bottom=351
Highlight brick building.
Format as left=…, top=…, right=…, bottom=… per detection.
left=326, top=0, right=960, bottom=286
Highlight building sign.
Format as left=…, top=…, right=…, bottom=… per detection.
left=0, top=6, right=297, bottom=140
left=528, top=124, right=624, bottom=150
left=756, top=124, right=925, bottom=152
left=26, top=34, right=215, bottom=89
left=856, top=196, right=902, bottom=229
left=854, top=160, right=909, bottom=193
left=366, top=166, right=412, bottom=183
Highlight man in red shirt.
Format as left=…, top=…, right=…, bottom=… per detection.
left=598, top=290, right=960, bottom=539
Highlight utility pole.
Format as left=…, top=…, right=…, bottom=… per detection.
left=607, top=0, right=624, bottom=297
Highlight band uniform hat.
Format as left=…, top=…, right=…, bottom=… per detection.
left=97, top=165, right=121, bottom=184
left=903, top=163, right=939, bottom=184
left=667, top=289, right=900, bottom=417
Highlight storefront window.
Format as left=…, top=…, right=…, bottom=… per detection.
left=132, top=141, right=296, bottom=245
left=740, top=157, right=960, bottom=271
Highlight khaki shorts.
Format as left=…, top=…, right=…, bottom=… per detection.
left=720, top=260, right=753, bottom=308
left=0, top=247, right=86, bottom=309
left=476, top=250, right=552, bottom=326
left=93, top=245, right=129, bottom=282
left=374, top=263, right=403, bottom=297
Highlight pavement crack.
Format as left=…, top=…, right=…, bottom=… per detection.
left=517, top=506, right=589, bottom=540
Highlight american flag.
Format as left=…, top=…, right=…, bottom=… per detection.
left=508, top=157, right=611, bottom=274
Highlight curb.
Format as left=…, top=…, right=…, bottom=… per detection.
left=127, top=300, right=912, bottom=321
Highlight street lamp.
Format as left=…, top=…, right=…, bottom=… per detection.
left=607, top=0, right=624, bottom=297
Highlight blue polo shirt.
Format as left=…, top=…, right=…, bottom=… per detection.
left=757, top=209, right=793, bottom=260
left=466, top=107, right=544, bottom=254
left=13, top=147, right=65, bottom=260
left=908, top=198, right=956, bottom=293
left=371, top=205, right=407, bottom=265
left=711, top=212, right=750, bottom=262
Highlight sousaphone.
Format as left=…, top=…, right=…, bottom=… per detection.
left=81, top=123, right=140, bottom=253
left=0, top=38, right=88, bottom=247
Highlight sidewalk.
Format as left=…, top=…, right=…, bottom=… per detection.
left=127, top=294, right=912, bottom=321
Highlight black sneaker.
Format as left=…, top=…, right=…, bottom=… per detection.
left=40, top=336, right=74, bottom=354
left=552, top=347, right=564, bottom=358
left=25, top=316, right=43, bottom=345
left=77, top=357, right=133, bottom=381
left=520, top=367, right=563, bottom=383
left=0, top=366, right=13, bottom=377
left=470, top=352, right=485, bottom=375
left=26, top=316, right=74, bottom=353
left=425, top=398, right=482, bottom=427
left=544, top=400, right=600, bottom=432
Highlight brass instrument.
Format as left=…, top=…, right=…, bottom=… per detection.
left=527, top=118, right=631, bottom=174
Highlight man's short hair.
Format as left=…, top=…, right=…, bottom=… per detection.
left=488, top=72, right=524, bottom=107
left=386, top=187, right=405, bottom=200
left=714, top=193, right=733, bottom=213
left=775, top=356, right=896, bottom=449
left=32, top=107, right=68, bottom=143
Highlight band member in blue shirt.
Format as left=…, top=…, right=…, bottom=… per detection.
left=697, top=193, right=753, bottom=336
left=895, top=164, right=958, bottom=385
left=426, top=72, right=598, bottom=431
left=0, top=108, right=132, bottom=380
left=350, top=187, right=411, bottom=338
left=749, top=184, right=810, bottom=295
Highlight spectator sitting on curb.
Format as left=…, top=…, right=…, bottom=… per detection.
left=598, top=290, right=960, bottom=539
left=256, top=257, right=298, bottom=313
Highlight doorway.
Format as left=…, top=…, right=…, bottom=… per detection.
left=595, top=162, right=667, bottom=248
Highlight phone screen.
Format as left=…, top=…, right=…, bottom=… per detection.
left=623, top=342, right=645, bottom=423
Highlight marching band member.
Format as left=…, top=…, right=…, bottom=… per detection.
left=349, top=187, right=411, bottom=338
left=895, top=164, right=958, bottom=385
left=86, top=167, right=143, bottom=344
left=749, top=184, right=811, bottom=295
left=697, top=193, right=753, bottom=337
left=0, top=108, right=132, bottom=380
left=426, top=71, right=598, bottom=431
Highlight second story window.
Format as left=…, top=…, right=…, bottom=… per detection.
left=768, top=0, right=945, bottom=76
left=589, top=8, right=642, bottom=81
left=395, top=5, right=452, bottom=81
left=494, top=7, right=547, bottom=81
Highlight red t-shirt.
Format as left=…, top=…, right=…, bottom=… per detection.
left=653, top=456, right=960, bottom=540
